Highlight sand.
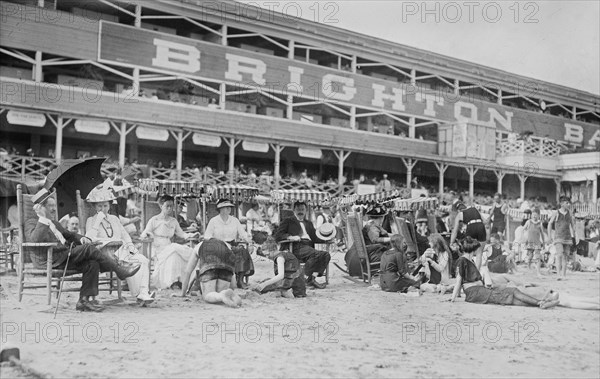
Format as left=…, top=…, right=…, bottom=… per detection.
left=1, top=252, right=599, bottom=379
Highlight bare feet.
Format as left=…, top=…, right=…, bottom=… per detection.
left=281, top=289, right=295, bottom=299
left=540, top=299, right=560, bottom=309
left=221, top=289, right=238, bottom=308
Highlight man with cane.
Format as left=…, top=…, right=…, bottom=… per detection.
left=25, top=188, right=141, bottom=312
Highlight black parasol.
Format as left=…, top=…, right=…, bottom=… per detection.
left=44, top=157, right=106, bottom=218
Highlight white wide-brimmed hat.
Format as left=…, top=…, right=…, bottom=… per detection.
left=86, top=187, right=117, bottom=203
left=316, top=223, right=336, bottom=241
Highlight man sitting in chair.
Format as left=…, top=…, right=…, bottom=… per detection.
left=25, top=188, right=141, bottom=312
left=362, top=205, right=391, bottom=263
left=275, top=201, right=331, bottom=289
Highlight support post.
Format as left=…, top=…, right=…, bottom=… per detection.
left=465, top=166, right=479, bottom=201
left=269, top=144, right=284, bottom=190
left=134, top=4, right=141, bottom=27
left=408, top=117, right=415, bottom=139
left=518, top=174, right=528, bottom=200
left=554, top=178, right=561, bottom=203
left=494, top=170, right=506, bottom=194
left=47, top=116, right=71, bottom=165
left=224, top=137, right=240, bottom=184
left=350, top=106, right=356, bottom=129
left=593, top=176, right=598, bottom=204
left=169, top=130, right=191, bottom=180
left=333, top=150, right=351, bottom=195
left=434, top=162, right=449, bottom=201
left=34, top=51, right=42, bottom=82
left=401, top=158, right=418, bottom=189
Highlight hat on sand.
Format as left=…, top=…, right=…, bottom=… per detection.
left=216, top=199, right=235, bottom=209
left=33, top=188, right=53, bottom=205
left=415, top=209, right=428, bottom=223
left=316, top=223, right=336, bottom=241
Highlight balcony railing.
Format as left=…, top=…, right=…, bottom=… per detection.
left=495, top=132, right=569, bottom=158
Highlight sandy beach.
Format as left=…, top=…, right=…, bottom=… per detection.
left=1, top=252, right=599, bottom=379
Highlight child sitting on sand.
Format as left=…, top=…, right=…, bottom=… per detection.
left=253, top=236, right=306, bottom=298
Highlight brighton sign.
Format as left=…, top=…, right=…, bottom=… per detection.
left=98, top=21, right=600, bottom=146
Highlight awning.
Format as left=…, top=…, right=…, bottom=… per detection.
left=207, top=184, right=259, bottom=201
left=74, top=119, right=110, bottom=135
left=137, top=179, right=204, bottom=197
left=136, top=126, right=169, bottom=141
left=193, top=133, right=222, bottom=147
left=561, top=169, right=598, bottom=182
left=6, top=110, right=46, bottom=127
left=392, top=197, right=439, bottom=211
left=334, top=189, right=408, bottom=206
left=270, top=189, right=331, bottom=204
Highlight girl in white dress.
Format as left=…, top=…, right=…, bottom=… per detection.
left=84, top=188, right=155, bottom=305
left=141, top=195, right=197, bottom=290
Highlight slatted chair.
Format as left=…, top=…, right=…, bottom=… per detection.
left=139, top=199, right=161, bottom=287
left=76, top=190, right=123, bottom=299
left=16, top=185, right=83, bottom=304
left=394, top=216, right=419, bottom=259
left=347, top=212, right=380, bottom=284
left=0, top=226, right=18, bottom=273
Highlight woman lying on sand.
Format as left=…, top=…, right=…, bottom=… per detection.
left=450, top=237, right=559, bottom=309
left=180, top=238, right=242, bottom=308
left=488, top=273, right=600, bottom=310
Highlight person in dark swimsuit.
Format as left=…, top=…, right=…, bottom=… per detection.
left=449, top=237, right=559, bottom=308
left=451, top=202, right=487, bottom=270
left=180, top=238, right=241, bottom=308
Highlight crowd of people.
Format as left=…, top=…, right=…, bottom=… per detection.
left=8, top=166, right=600, bottom=313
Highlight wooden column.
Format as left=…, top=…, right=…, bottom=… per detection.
left=494, top=170, right=506, bottom=194
left=408, top=117, right=416, bottom=139
left=465, top=166, right=479, bottom=201
left=269, top=143, right=284, bottom=189
left=110, top=122, right=136, bottom=168
left=223, top=137, right=240, bottom=184
left=334, top=150, right=351, bottom=195
left=34, top=51, right=42, bottom=82
left=47, top=116, right=71, bottom=165
left=554, top=178, right=561, bottom=203
left=518, top=174, right=528, bottom=200
left=169, top=131, right=191, bottom=180
left=401, top=158, right=418, bottom=189
left=434, top=162, right=449, bottom=201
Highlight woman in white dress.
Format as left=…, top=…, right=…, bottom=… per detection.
left=204, top=199, right=254, bottom=288
left=140, top=195, right=197, bottom=290
left=84, top=188, right=155, bottom=305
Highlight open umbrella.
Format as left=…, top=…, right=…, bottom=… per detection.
left=44, top=157, right=106, bottom=218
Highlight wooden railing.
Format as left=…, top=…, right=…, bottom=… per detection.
left=495, top=132, right=569, bottom=158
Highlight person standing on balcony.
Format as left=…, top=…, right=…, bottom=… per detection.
left=378, top=174, right=392, bottom=191
left=490, top=193, right=509, bottom=237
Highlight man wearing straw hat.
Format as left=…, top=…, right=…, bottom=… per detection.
left=26, top=188, right=141, bottom=312
left=275, top=201, right=332, bottom=289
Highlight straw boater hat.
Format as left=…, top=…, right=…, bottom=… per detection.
left=415, top=209, right=428, bottom=223
left=216, top=199, right=235, bottom=209
left=316, top=223, right=336, bottom=241
left=86, top=187, right=117, bottom=203
left=33, top=188, right=53, bottom=205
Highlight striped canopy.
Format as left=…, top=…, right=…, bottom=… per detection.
left=334, top=188, right=407, bottom=206
left=137, top=179, right=204, bottom=197
left=392, top=197, right=439, bottom=211
left=270, top=189, right=331, bottom=204
left=208, top=184, right=259, bottom=201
